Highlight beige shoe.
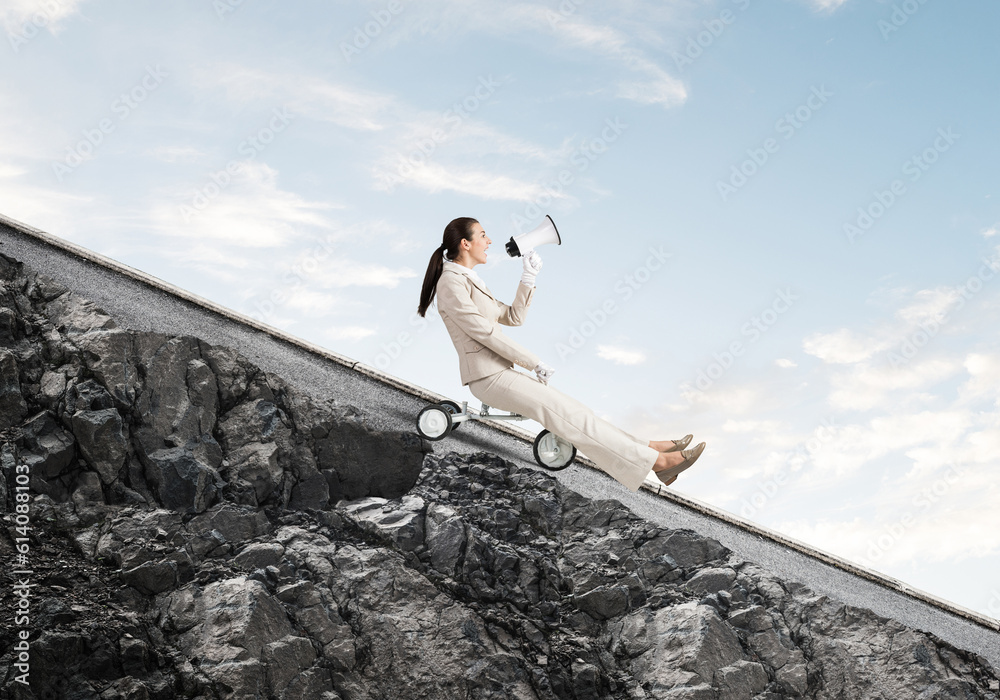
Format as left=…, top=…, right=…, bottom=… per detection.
left=663, top=434, right=693, bottom=453
left=654, top=442, right=706, bottom=485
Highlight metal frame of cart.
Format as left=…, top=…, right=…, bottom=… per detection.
left=416, top=400, right=577, bottom=471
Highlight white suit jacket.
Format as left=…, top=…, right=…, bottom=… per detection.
left=435, top=260, right=541, bottom=386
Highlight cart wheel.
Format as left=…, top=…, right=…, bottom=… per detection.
left=533, top=430, right=577, bottom=471
left=417, top=404, right=453, bottom=440
left=439, top=400, right=463, bottom=431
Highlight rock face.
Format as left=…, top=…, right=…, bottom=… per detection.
left=0, top=252, right=428, bottom=516
left=0, top=250, right=998, bottom=699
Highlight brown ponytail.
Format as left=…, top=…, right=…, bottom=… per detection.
left=417, top=217, right=479, bottom=317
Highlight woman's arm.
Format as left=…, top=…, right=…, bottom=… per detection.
left=497, top=281, right=534, bottom=327
left=437, top=274, right=541, bottom=371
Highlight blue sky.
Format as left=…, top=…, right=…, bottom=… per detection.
left=2, top=0, right=999, bottom=620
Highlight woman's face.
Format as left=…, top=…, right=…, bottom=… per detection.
left=464, top=222, right=491, bottom=266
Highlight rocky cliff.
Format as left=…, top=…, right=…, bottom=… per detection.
left=0, top=250, right=997, bottom=700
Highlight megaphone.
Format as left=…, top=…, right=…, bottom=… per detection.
left=505, top=215, right=561, bottom=257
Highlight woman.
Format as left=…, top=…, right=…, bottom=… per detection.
left=417, top=216, right=705, bottom=492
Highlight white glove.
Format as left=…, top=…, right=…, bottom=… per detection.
left=520, top=250, right=543, bottom=286
left=534, top=361, right=555, bottom=385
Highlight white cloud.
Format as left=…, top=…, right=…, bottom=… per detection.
left=775, top=358, right=797, bottom=368
left=314, top=259, right=418, bottom=289
left=958, top=353, right=1000, bottom=406
left=199, top=65, right=562, bottom=201
left=0, top=179, right=94, bottom=240
left=205, top=66, right=394, bottom=132
left=808, top=0, right=850, bottom=13
left=894, top=286, right=962, bottom=326
left=827, top=357, right=961, bottom=412
left=385, top=160, right=564, bottom=203
left=281, top=289, right=366, bottom=318
left=596, top=345, right=647, bottom=365
left=677, top=383, right=765, bottom=415
left=803, top=328, right=890, bottom=364
left=982, top=225, right=998, bottom=238
left=0, top=162, right=27, bottom=178
left=150, top=161, right=337, bottom=251
left=776, top=460, right=1000, bottom=569
left=0, top=0, right=85, bottom=34
left=376, top=0, right=687, bottom=109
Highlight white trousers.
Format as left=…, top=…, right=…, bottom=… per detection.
left=467, top=368, right=658, bottom=492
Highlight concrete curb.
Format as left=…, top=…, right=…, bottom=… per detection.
left=2, top=211, right=998, bottom=636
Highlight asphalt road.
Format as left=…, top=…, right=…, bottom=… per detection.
left=3, top=218, right=998, bottom=671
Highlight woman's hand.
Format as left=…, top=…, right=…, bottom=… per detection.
left=521, top=250, right=543, bottom=286
left=534, top=361, right=555, bottom=384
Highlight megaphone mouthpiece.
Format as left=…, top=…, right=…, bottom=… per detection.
left=506, top=215, right=561, bottom=257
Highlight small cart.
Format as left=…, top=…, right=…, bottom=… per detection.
left=416, top=400, right=577, bottom=471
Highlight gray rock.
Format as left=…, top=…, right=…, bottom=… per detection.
left=687, top=567, right=738, bottom=596
left=727, top=604, right=772, bottom=633
left=575, top=584, right=630, bottom=620
left=0, top=306, right=17, bottom=345
left=263, top=635, right=319, bottom=697
left=122, top=560, right=178, bottom=595
left=143, top=443, right=223, bottom=514
left=315, top=421, right=428, bottom=500
left=426, top=503, right=466, bottom=575
left=71, top=407, right=127, bottom=484
left=74, top=328, right=150, bottom=407
left=43, top=291, right=117, bottom=334
left=289, top=471, right=329, bottom=510
left=20, top=410, right=75, bottom=480
left=225, top=440, right=281, bottom=505
left=342, top=495, right=426, bottom=551
left=187, top=503, right=272, bottom=544
left=65, top=377, right=115, bottom=413
left=134, top=338, right=219, bottom=456
left=714, top=660, right=769, bottom=700
left=0, top=348, right=28, bottom=429
left=173, top=577, right=295, bottom=698
left=618, top=602, right=746, bottom=690
left=71, top=471, right=104, bottom=506
left=642, top=529, right=730, bottom=569
left=233, top=542, right=285, bottom=570
left=39, top=369, right=66, bottom=405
